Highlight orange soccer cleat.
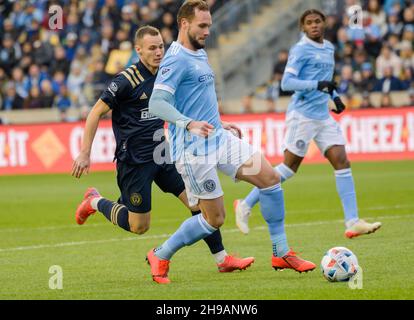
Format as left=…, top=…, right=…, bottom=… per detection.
left=75, top=187, right=101, bottom=225
left=272, top=250, right=316, bottom=273
left=146, top=248, right=171, bottom=284
left=217, top=255, right=255, bottom=273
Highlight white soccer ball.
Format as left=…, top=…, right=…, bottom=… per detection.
left=321, top=247, right=359, bottom=282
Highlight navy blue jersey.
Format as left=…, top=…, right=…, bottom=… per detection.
left=100, top=61, right=165, bottom=165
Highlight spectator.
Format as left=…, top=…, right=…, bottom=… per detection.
left=51, top=71, right=67, bottom=96
left=374, top=66, right=406, bottom=92
left=2, top=83, right=24, bottom=111
left=380, top=93, right=394, bottom=107
left=357, top=62, right=377, bottom=93
left=39, top=79, right=56, bottom=108
left=385, top=11, right=404, bottom=37
left=0, top=33, right=22, bottom=74
left=67, top=61, right=87, bottom=105
left=360, top=91, right=375, bottom=109
left=365, top=0, right=387, bottom=35
left=24, top=86, right=44, bottom=109
left=50, top=46, right=71, bottom=76
left=11, top=67, right=28, bottom=99
left=376, top=44, right=402, bottom=78
left=338, top=65, right=356, bottom=95
left=55, top=85, right=72, bottom=122
left=325, top=14, right=341, bottom=45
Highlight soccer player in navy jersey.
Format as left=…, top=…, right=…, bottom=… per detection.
left=72, top=26, right=254, bottom=273
left=234, top=9, right=381, bottom=238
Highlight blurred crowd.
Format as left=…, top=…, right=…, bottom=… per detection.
left=0, top=0, right=224, bottom=120
left=253, top=0, right=414, bottom=112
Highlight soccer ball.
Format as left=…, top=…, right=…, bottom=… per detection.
left=321, top=247, right=359, bottom=282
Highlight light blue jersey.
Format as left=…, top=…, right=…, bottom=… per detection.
left=154, top=41, right=223, bottom=160
left=284, top=35, right=335, bottom=120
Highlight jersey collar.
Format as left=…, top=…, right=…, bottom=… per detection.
left=137, top=60, right=155, bottom=78
left=302, top=35, right=326, bottom=49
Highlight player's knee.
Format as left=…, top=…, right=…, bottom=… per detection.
left=206, top=214, right=225, bottom=229
left=130, top=224, right=150, bottom=235
left=259, top=171, right=280, bottom=188
left=129, top=218, right=150, bottom=235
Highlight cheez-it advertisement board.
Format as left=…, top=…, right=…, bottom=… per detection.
left=1, top=108, right=414, bottom=175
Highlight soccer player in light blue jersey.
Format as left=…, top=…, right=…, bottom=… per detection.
left=145, top=0, right=316, bottom=284
left=234, top=9, right=381, bottom=238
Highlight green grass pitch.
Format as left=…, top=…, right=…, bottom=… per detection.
left=1, top=160, right=413, bottom=300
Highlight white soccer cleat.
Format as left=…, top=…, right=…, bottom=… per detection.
left=345, top=219, right=382, bottom=239
left=233, top=199, right=251, bottom=235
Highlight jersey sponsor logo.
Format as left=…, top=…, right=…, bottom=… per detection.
left=203, top=179, right=216, bottom=193
left=199, top=73, right=215, bottom=83
left=140, top=92, right=148, bottom=100
left=130, top=193, right=142, bottom=206
left=161, top=68, right=171, bottom=77
left=140, top=108, right=158, bottom=121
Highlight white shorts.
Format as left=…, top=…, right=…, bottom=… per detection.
left=282, top=110, right=346, bottom=157
left=175, top=131, right=256, bottom=207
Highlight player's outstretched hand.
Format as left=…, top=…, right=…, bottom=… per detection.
left=332, top=96, right=346, bottom=114
left=187, top=120, right=214, bottom=137
left=72, top=152, right=91, bottom=178
left=317, top=81, right=337, bottom=95
left=222, top=121, right=243, bottom=138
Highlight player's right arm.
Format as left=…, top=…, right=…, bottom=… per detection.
left=281, top=45, right=336, bottom=94
left=71, top=99, right=110, bottom=178
left=72, top=75, right=127, bottom=178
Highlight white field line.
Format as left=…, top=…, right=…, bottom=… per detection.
left=0, top=204, right=413, bottom=234
left=0, top=213, right=413, bottom=253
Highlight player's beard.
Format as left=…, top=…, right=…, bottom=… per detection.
left=188, top=30, right=205, bottom=50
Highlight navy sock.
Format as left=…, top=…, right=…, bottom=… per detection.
left=97, top=198, right=130, bottom=232
left=192, top=210, right=224, bottom=254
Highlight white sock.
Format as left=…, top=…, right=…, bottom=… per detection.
left=91, top=197, right=103, bottom=210
left=213, top=250, right=227, bottom=264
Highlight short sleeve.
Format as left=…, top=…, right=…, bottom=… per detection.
left=99, top=74, right=130, bottom=109
left=284, top=45, right=306, bottom=77
left=154, top=54, right=187, bottom=95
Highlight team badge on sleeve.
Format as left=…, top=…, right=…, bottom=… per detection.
left=108, top=82, right=118, bottom=96
left=161, top=68, right=171, bottom=78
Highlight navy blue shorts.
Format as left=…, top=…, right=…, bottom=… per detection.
left=116, top=161, right=185, bottom=213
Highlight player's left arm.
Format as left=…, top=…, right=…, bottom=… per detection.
left=330, top=90, right=346, bottom=114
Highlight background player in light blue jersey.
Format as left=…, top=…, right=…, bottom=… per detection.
left=146, top=0, right=316, bottom=284
left=234, top=9, right=382, bottom=238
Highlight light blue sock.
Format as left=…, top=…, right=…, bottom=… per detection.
left=335, top=168, right=359, bottom=226
left=244, top=163, right=295, bottom=209
left=259, top=183, right=289, bottom=257
left=154, top=213, right=217, bottom=260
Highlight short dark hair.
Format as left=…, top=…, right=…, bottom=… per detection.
left=134, top=25, right=160, bottom=44
left=300, top=9, right=326, bottom=27
left=177, top=0, right=209, bottom=28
